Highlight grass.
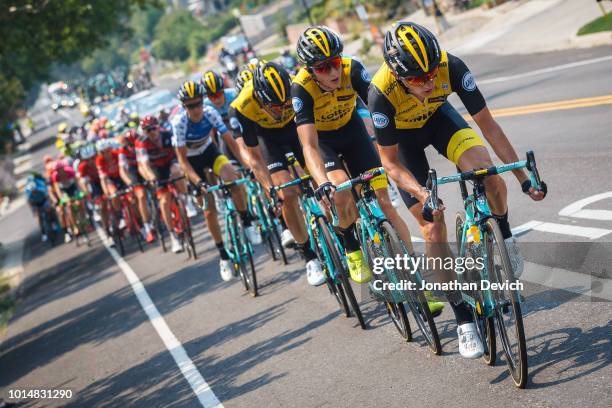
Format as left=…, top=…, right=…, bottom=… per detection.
left=577, top=14, right=612, bottom=36
left=0, top=275, right=15, bottom=334
left=259, top=50, right=281, bottom=62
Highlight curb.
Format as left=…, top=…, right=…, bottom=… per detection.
left=571, top=31, right=612, bottom=48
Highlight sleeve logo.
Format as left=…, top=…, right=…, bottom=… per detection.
left=371, top=112, right=389, bottom=129
left=229, top=117, right=242, bottom=132
left=292, top=97, right=303, bottom=113
left=462, top=72, right=476, bottom=92
left=361, top=69, right=371, bottom=82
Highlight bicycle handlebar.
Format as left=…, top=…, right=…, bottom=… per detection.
left=422, top=150, right=546, bottom=222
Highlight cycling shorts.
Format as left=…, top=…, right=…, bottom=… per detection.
left=317, top=112, right=387, bottom=190
left=107, top=176, right=127, bottom=192
left=187, top=142, right=230, bottom=179
left=396, top=102, right=485, bottom=208
left=258, top=125, right=306, bottom=174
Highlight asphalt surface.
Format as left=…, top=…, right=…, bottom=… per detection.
left=1, top=46, right=611, bottom=407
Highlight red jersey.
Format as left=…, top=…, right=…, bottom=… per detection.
left=118, top=145, right=138, bottom=169
left=78, top=158, right=100, bottom=183
left=51, top=166, right=76, bottom=188
left=135, top=130, right=175, bottom=168
left=96, top=150, right=121, bottom=179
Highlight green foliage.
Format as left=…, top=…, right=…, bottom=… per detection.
left=152, top=10, right=209, bottom=61
left=577, top=14, right=612, bottom=36
left=0, top=0, right=151, bottom=151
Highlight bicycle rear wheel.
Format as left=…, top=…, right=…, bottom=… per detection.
left=316, top=220, right=351, bottom=318
left=456, top=212, right=496, bottom=365
left=177, top=199, right=197, bottom=259
left=485, top=218, right=528, bottom=388
left=318, top=217, right=366, bottom=329
left=377, top=221, right=412, bottom=341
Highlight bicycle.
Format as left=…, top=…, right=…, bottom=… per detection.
left=423, top=150, right=546, bottom=388
left=206, top=178, right=257, bottom=296
left=275, top=164, right=366, bottom=329
left=59, top=191, right=92, bottom=247
left=335, top=168, right=441, bottom=353
left=39, top=201, right=62, bottom=246
left=109, top=187, right=145, bottom=255
left=156, top=176, right=197, bottom=259
left=240, top=168, right=288, bottom=265
left=145, top=183, right=167, bottom=252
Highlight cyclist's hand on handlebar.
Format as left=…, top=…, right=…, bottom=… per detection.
left=314, top=181, right=336, bottom=210
left=521, top=180, right=547, bottom=201
left=421, top=194, right=445, bottom=223
left=197, top=180, right=209, bottom=194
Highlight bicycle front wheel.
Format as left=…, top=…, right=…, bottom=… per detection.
left=318, top=217, right=366, bottom=329
left=485, top=218, right=528, bottom=388
left=456, top=212, right=496, bottom=365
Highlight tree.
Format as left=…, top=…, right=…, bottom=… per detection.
left=0, top=0, right=151, bottom=152
left=152, top=10, right=207, bottom=61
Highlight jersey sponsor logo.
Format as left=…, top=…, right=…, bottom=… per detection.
left=336, top=95, right=353, bottom=101
left=361, top=68, right=371, bottom=82
left=442, top=83, right=449, bottom=91
left=372, top=112, right=389, bottom=129
left=292, top=97, right=303, bottom=113
left=320, top=106, right=352, bottom=121
left=462, top=71, right=476, bottom=92
left=229, top=117, right=242, bottom=131
left=267, top=162, right=284, bottom=170
left=384, top=80, right=399, bottom=96
left=324, top=161, right=336, bottom=168
left=427, top=96, right=446, bottom=103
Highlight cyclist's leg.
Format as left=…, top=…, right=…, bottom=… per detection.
left=258, top=132, right=308, bottom=244
left=341, top=114, right=415, bottom=253
left=132, top=171, right=150, bottom=224
left=317, top=136, right=357, bottom=228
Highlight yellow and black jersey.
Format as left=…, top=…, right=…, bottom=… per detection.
left=228, top=80, right=296, bottom=147
left=291, top=57, right=370, bottom=132
left=368, top=51, right=486, bottom=145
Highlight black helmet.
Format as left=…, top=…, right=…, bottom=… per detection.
left=235, top=67, right=254, bottom=91
left=201, top=71, right=225, bottom=96
left=383, top=22, right=441, bottom=78
left=253, top=61, right=291, bottom=106
left=296, top=26, right=343, bottom=66
left=177, top=80, right=205, bottom=102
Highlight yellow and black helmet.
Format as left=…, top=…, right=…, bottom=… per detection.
left=235, top=67, right=254, bottom=91
left=383, top=22, right=441, bottom=78
left=201, top=71, right=225, bottom=96
left=253, top=61, right=291, bottom=106
left=296, top=25, right=343, bottom=66
left=177, top=80, right=205, bottom=102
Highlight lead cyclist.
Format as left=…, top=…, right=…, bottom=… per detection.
left=368, top=22, right=547, bottom=359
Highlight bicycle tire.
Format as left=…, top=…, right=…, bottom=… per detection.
left=177, top=199, right=196, bottom=259
left=230, top=215, right=251, bottom=292
left=316, top=219, right=351, bottom=318
left=485, top=218, right=528, bottom=388
left=374, top=221, right=412, bottom=341
left=241, top=248, right=257, bottom=297
left=456, top=212, right=496, bottom=364
left=318, top=217, right=366, bottom=329
left=269, top=221, right=288, bottom=265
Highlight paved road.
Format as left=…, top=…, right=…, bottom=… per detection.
left=1, top=47, right=611, bottom=407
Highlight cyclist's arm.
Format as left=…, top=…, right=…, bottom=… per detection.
left=292, top=83, right=328, bottom=186
left=369, top=86, right=428, bottom=204
left=449, top=53, right=529, bottom=184
left=350, top=58, right=371, bottom=104
left=228, top=108, right=255, bottom=169
left=135, top=147, right=157, bottom=181
left=246, top=145, right=274, bottom=190
left=118, top=153, right=134, bottom=186
left=175, top=146, right=201, bottom=185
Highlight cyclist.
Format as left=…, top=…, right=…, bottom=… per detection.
left=369, top=22, right=547, bottom=358
left=229, top=61, right=326, bottom=286
left=137, top=115, right=190, bottom=253
left=51, top=161, right=85, bottom=242
left=172, top=80, right=261, bottom=279
left=24, top=173, right=52, bottom=242
left=235, top=66, right=254, bottom=92
left=201, top=70, right=248, bottom=166
left=76, top=143, right=107, bottom=226
left=292, top=26, right=420, bottom=288
left=117, top=129, right=161, bottom=243
left=96, top=138, right=126, bottom=233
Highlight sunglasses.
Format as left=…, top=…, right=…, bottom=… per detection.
left=208, top=91, right=224, bottom=99
left=183, top=99, right=203, bottom=110
left=402, top=66, right=439, bottom=86
left=311, top=56, right=342, bottom=74
left=144, top=125, right=158, bottom=132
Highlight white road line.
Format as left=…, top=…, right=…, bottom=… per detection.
left=95, top=228, right=224, bottom=408
left=512, top=220, right=612, bottom=239
left=479, top=55, right=612, bottom=85
left=521, top=261, right=612, bottom=301
left=558, top=191, right=612, bottom=221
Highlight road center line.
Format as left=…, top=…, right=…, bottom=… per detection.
left=95, top=228, right=224, bottom=408
left=478, top=55, right=612, bottom=85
